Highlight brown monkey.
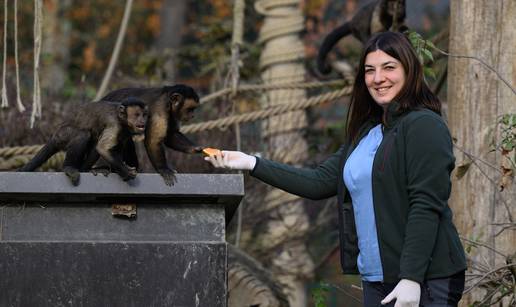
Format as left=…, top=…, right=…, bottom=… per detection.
left=101, top=84, right=202, bottom=186
left=19, top=97, right=147, bottom=186
left=317, top=0, right=407, bottom=75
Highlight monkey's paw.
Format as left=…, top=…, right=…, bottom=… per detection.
left=91, top=167, right=111, bottom=177
left=192, top=146, right=204, bottom=153
left=63, top=166, right=80, bottom=186
left=158, top=168, right=178, bottom=186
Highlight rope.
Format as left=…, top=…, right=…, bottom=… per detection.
left=1, top=0, right=8, bottom=108
left=13, top=0, right=24, bottom=112
left=95, top=0, right=133, bottom=101
left=0, top=145, right=43, bottom=159
left=200, top=79, right=346, bottom=103
left=230, top=0, right=245, bottom=249
left=0, top=151, right=64, bottom=171
left=30, top=0, right=42, bottom=128
left=182, top=86, right=351, bottom=134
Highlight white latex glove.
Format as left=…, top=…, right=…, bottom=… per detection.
left=381, top=279, right=421, bottom=307
left=204, top=150, right=256, bottom=170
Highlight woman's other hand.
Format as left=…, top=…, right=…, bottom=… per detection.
left=204, top=150, right=256, bottom=170
left=381, top=279, right=421, bottom=307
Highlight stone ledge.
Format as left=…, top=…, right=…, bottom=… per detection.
left=0, top=172, right=244, bottom=221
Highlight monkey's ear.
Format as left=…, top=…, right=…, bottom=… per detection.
left=117, top=104, right=127, bottom=119
left=169, top=93, right=184, bottom=111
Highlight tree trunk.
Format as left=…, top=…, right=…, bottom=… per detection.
left=251, top=1, right=314, bottom=306
left=41, top=0, right=71, bottom=95
left=155, top=0, right=187, bottom=83
left=447, top=0, right=516, bottom=304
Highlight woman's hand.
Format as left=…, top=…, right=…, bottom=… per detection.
left=204, top=150, right=256, bottom=170
left=381, top=279, right=421, bottom=307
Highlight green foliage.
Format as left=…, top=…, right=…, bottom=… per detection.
left=311, top=282, right=330, bottom=307
left=405, top=30, right=437, bottom=80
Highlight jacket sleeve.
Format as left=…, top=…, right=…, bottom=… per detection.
left=399, top=114, right=455, bottom=283
left=249, top=146, right=344, bottom=200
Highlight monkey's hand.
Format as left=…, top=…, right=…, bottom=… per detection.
left=127, top=166, right=137, bottom=178
left=158, top=168, right=178, bottom=186
left=192, top=146, right=204, bottom=153
left=91, top=166, right=111, bottom=177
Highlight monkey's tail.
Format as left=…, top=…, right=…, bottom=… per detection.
left=18, top=143, right=58, bottom=171
left=316, top=22, right=352, bottom=75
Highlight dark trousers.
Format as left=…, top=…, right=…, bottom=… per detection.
left=362, top=271, right=465, bottom=307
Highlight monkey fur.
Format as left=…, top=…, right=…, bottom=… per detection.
left=19, top=97, right=147, bottom=186
left=317, top=0, right=407, bottom=75
left=101, top=84, right=202, bottom=186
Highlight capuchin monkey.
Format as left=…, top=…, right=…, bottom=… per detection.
left=19, top=97, right=148, bottom=186
left=317, top=0, right=407, bottom=75
left=101, top=84, right=202, bottom=186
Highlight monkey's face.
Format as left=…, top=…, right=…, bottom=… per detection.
left=178, top=99, right=199, bottom=123
left=386, top=0, right=405, bottom=16
left=126, top=106, right=148, bottom=134
left=364, top=50, right=406, bottom=109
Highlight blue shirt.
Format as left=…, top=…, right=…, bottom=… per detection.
left=343, top=124, right=384, bottom=282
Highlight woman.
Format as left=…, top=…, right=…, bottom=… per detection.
left=205, top=31, right=467, bottom=307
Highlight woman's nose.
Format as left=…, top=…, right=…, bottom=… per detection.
left=373, top=71, right=385, bottom=83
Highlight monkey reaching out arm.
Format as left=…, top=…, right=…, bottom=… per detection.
left=19, top=97, right=147, bottom=186
left=101, top=84, right=202, bottom=186
left=317, top=0, right=407, bottom=75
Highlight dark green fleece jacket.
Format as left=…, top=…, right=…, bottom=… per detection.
left=250, top=104, right=467, bottom=283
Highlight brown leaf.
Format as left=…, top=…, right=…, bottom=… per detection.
left=499, top=166, right=514, bottom=192
left=455, top=160, right=472, bottom=180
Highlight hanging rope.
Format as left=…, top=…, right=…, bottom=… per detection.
left=228, top=0, right=245, bottom=248
left=1, top=0, right=8, bottom=108
left=95, top=0, right=134, bottom=101
left=13, top=0, right=24, bottom=112
left=30, top=0, right=42, bottom=128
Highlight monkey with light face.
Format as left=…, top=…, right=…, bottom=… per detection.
left=101, top=84, right=202, bottom=186
left=317, top=0, right=407, bottom=75
left=19, top=97, right=148, bottom=186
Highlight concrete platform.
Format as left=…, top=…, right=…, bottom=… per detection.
left=0, top=172, right=243, bottom=307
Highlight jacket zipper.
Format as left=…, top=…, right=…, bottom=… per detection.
left=380, top=130, right=397, bottom=172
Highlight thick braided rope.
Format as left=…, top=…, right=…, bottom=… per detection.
left=183, top=86, right=351, bottom=134
left=200, top=79, right=346, bottom=103
left=0, top=151, right=64, bottom=171
left=0, top=145, right=43, bottom=159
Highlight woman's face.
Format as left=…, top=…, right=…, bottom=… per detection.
left=364, top=50, right=406, bottom=109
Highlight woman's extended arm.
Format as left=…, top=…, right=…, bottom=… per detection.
left=205, top=147, right=345, bottom=200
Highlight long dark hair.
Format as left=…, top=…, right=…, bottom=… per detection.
left=346, top=31, right=441, bottom=144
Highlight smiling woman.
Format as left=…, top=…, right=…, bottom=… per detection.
left=364, top=50, right=406, bottom=108
left=204, top=31, right=467, bottom=307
